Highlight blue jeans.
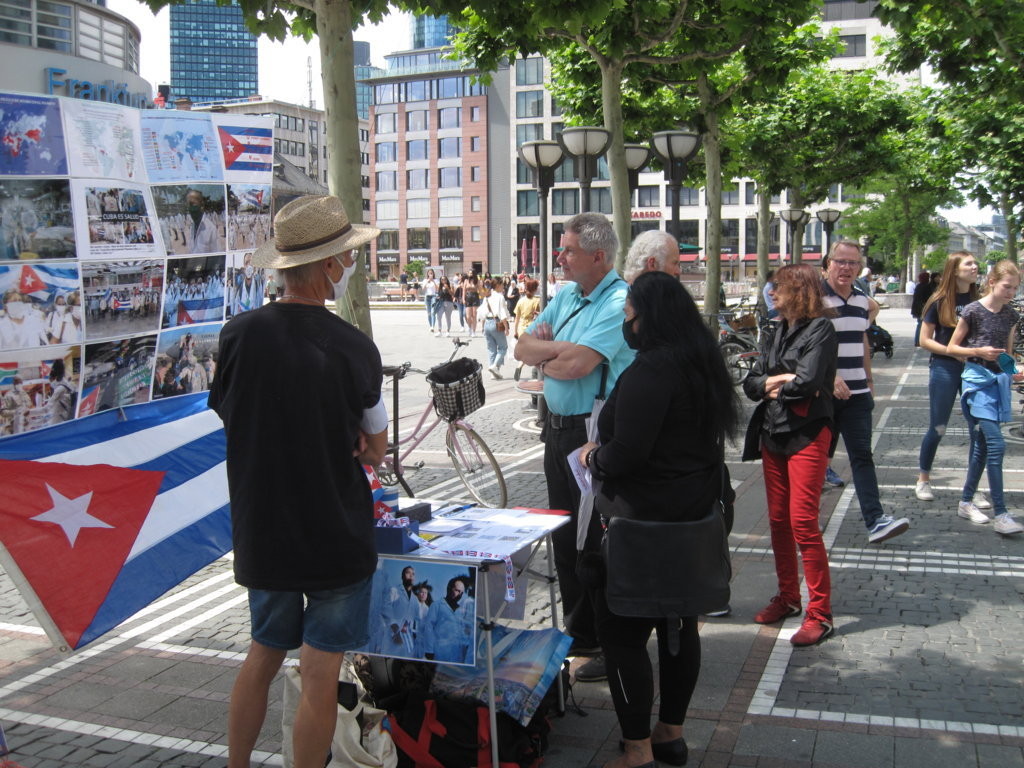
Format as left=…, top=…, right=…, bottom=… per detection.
left=483, top=318, right=507, bottom=367
left=833, top=392, right=884, bottom=528
left=961, top=412, right=1007, bottom=515
left=456, top=301, right=466, bottom=328
left=425, top=295, right=436, bottom=327
left=919, top=357, right=967, bottom=473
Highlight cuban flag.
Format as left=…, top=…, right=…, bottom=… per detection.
left=0, top=394, right=230, bottom=651
left=0, top=263, right=79, bottom=303
left=176, top=297, right=224, bottom=325
left=244, top=188, right=265, bottom=209
left=217, top=125, right=273, bottom=174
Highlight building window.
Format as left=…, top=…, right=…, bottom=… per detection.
left=826, top=183, right=840, bottom=203
left=439, top=197, right=462, bottom=217
left=470, top=166, right=481, bottom=182
left=516, top=57, right=544, bottom=85
left=361, top=175, right=370, bottom=189
left=593, top=188, right=613, bottom=214
left=517, top=158, right=533, bottom=185
left=552, top=189, right=579, bottom=216
left=679, top=220, right=699, bottom=246
left=719, top=219, right=740, bottom=253
left=375, top=200, right=398, bottom=219
left=375, top=113, right=396, bottom=134
left=407, top=140, right=429, bottom=161
left=470, top=106, right=481, bottom=122
left=744, top=182, right=757, bottom=205
left=407, top=198, right=430, bottom=219
left=551, top=97, right=563, bottom=117
left=516, top=123, right=543, bottom=147
left=407, top=169, right=429, bottom=190
left=744, top=218, right=760, bottom=253
left=438, top=107, right=460, bottom=129
left=363, top=198, right=370, bottom=212
left=722, top=188, right=739, bottom=206
left=375, top=171, right=396, bottom=191
left=553, top=157, right=575, bottom=184
left=823, top=0, right=878, bottom=22
left=439, top=167, right=461, bottom=188
left=437, top=76, right=462, bottom=99
left=377, top=230, right=399, bottom=250
left=438, top=137, right=461, bottom=159
left=680, top=187, right=700, bottom=206
left=471, top=196, right=481, bottom=212
left=637, top=186, right=660, bottom=208
left=836, top=34, right=866, bottom=57
left=471, top=226, right=481, bottom=242
left=405, top=79, right=428, bottom=101
left=517, top=190, right=538, bottom=216
left=470, top=136, right=481, bottom=152
left=516, top=90, right=544, bottom=118
left=407, top=227, right=431, bottom=249
left=440, top=227, right=462, bottom=248
left=375, top=142, right=397, bottom=163
left=406, top=109, right=428, bottom=132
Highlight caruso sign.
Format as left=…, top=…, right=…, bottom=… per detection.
left=45, top=67, right=150, bottom=109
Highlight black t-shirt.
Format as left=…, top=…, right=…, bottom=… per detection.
left=923, top=292, right=972, bottom=362
left=208, top=302, right=382, bottom=591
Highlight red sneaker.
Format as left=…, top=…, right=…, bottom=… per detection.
left=790, top=616, right=835, bottom=647
left=754, top=595, right=802, bottom=625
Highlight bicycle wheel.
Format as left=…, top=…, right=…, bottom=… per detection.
left=1001, top=421, right=1024, bottom=447
left=446, top=423, right=508, bottom=507
left=721, top=341, right=754, bottom=385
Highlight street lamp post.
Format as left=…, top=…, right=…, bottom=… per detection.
left=816, top=208, right=842, bottom=261
left=778, top=207, right=807, bottom=265
left=650, top=128, right=702, bottom=244
left=557, top=126, right=611, bottom=213
left=624, top=142, right=652, bottom=245
left=518, top=140, right=564, bottom=309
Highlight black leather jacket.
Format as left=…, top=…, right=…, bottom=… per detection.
left=741, top=316, right=837, bottom=460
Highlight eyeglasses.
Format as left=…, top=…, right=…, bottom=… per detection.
left=830, top=259, right=861, bottom=269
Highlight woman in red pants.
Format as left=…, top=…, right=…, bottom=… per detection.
left=742, top=263, right=838, bottom=646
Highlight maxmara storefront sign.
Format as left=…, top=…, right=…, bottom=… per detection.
left=45, top=67, right=150, bottom=109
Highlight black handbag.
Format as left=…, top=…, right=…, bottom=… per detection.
left=600, top=463, right=732, bottom=627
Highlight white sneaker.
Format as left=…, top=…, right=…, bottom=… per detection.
left=957, top=500, right=991, bottom=525
left=492, top=366, right=503, bottom=380
left=915, top=481, right=934, bottom=501
left=994, top=513, right=1024, bottom=535
left=974, top=493, right=992, bottom=510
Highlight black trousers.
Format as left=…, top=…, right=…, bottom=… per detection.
left=543, top=419, right=603, bottom=646
left=593, top=587, right=701, bottom=740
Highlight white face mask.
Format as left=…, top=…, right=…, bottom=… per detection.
left=6, top=301, right=26, bottom=320
left=328, top=254, right=354, bottom=301
left=244, top=265, right=254, bottom=278
left=56, top=303, right=68, bottom=314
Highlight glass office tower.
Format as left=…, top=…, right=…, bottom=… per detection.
left=169, top=0, right=258, bottom=104
left=411, top=15, right=455, bottom=48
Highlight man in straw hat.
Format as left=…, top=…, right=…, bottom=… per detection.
left=209, top=195, right=389, bottom=768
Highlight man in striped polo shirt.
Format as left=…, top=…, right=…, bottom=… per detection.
left=823, top=240, right=910, bottom=543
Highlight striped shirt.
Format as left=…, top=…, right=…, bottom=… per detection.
left=822, top=280, right=870, bottom=395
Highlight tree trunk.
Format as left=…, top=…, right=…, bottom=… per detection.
left=789, top=187, right=807, bottom=264
left=599, top=60, right=630, bottom=274
left=898, top=195, right=912, bottom=282
left=699, top=75, right=722, bottom=322
left=1001, top=192, right=1019, bottom=264
left=756, top=190, right=771, bottom=312
left=316, top=0, right=374, bottom=338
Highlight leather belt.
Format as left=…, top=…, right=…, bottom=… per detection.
left=546, top=412, right=589, bottom=430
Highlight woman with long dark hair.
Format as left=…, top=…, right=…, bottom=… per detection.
left=914, top=251, right=982, bottom=504
left=576, top=271, right=740, bottom=768
left=743, top=263, right=837, bottom=647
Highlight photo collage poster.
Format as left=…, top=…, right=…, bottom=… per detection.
left=0, top=91, right=274, bottom=437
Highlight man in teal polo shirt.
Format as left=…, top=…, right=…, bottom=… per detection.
left=514, top=212, right=633, bottom=682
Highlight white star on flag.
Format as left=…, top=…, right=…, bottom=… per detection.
left=225, top=141, right=235, bottom=152
left=31, top=485, right=113, bottom=546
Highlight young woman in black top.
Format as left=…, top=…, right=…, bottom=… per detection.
left=576, top=271, right=739, bottom=768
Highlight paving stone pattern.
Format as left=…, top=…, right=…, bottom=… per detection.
left=0, top=307, right=1022, bottom=767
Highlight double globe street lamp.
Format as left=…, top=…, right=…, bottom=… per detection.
left=518, top=139, right=564, bottom=307
left=778, top=207, right=810, bottom=264
left=650, top=128, right=702, bottom=243
left=816, top=207, right=842, bottom=260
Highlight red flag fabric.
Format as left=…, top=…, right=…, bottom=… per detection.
left=0, top=460, right=164, bottom=648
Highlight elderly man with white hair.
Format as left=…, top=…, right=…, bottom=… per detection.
left=623, top=229, right=680, bottom=283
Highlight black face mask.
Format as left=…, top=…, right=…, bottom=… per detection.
left=622, top=317, right=641, bottom=350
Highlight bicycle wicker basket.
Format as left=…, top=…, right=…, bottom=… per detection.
left=426, top=358, right=486, bottom=422
left=729, top=313, right=758, bottom=331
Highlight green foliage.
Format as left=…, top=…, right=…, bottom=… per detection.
left=405, top=259, right=426, bottom=279
left=922, top=248, right=948, bottom=272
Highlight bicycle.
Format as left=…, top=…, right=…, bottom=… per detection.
left=718, top=296, right=762, bottom=385
left=377, top=338, right=509, bottom=507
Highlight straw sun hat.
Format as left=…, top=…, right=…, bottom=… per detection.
left=253, top=195, right=380, bottom=269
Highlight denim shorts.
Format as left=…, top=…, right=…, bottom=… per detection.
left=248, top=576, right=372, bottom=653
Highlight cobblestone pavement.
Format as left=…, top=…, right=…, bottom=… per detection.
left=1, top=305, right=1023, bottom=767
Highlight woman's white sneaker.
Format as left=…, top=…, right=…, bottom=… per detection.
left=994, top=513, right=1024, bottom=535
left=973, top=493, right=992, bottom=509
left=915, top=481, right=934, bottom=501
left=957, top=501, right=991, bottom=524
